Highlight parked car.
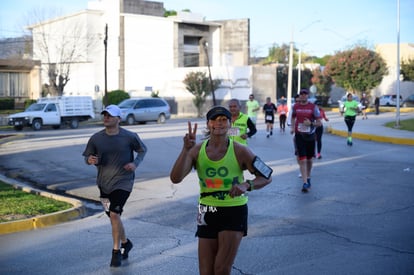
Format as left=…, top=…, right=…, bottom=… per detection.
left=118, top=98, right=171, bottom=125
left=379, top=94, right=403, bottom=106
left=402, top=94, right=414, bottom=107
left=338, top=95, right=362, bottom=114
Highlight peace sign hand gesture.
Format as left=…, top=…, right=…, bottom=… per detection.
left=183, top=121, right=197, bottom=150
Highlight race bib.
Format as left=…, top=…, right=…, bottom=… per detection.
left=228, top=127, right=240, bottom=136
left=298, top=123, right=311, bottom=133
left=266, top=115, right=272, bottom=120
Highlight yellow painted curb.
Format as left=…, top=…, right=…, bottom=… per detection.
left=330, top=107, right=414, bottom=113
left=327, top=127, right=414, bottom=146
left=0, top=176, right=86, bottom=235
left=0, top=207, right=86, bottom=234
left=0, top=133, right=25, bottom=145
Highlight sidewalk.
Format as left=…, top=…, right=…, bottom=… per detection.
left=326, top=110, right=414, bottom=146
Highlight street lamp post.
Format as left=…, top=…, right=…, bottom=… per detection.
left=287, top=20, right=320, bottom=111
left=103, top=24, right=108, bottom=107
left=298, top=48, right=301, bottom=93
left=287, top=40, right=294, bottom=114
left=203, top=41, right=217, bottom=106
left=395, top=0, right=401, bottom=127
left=296, top=20, right=320, bottom=93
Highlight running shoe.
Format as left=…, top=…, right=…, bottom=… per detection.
left=317, top=153, right=321, bottom=159
left=110, top=249, right=122, bottom=267
left=301, top=183, right=310, bottom=192
left=121, top=239, right=133, bottom=259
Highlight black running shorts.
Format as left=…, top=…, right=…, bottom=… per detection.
left=196, top=204, right=248, bottom=238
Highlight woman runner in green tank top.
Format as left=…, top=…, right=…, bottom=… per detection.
left=170, top=106, right=272, bottom=275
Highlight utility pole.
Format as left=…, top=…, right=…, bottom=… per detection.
left=103, top=24, right=108, bottom=107
left=297, top=48, right=302, bottom=94
left=287, top=39, right=294, bottom=114
left=203, top=41, right=216, bottom=106
left=395, top=0, right=401, bottom=127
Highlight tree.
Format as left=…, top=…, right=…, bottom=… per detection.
left=324, top=47, right=388, bottom=97
left=164, top=10, right=177, bottom=17
left=264, top=43, right=295, bottom=64
left=27, top=7, right=99, bottom=96
left=313, top=55, right=332, bottom=66
left=311, top=68, right=333, bottom=105
left=183, top=71, right=220, bottom=117
left=401, top=58, right=414, bottom=81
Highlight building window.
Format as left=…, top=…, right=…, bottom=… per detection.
left=183, top=52, right=199, bottom=67
left=183, top=36, right=201, bottom=67
left=0, top=72, right=30, bottom=98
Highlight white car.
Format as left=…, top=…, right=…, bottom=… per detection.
left=379, top=94, right=403, bottom=106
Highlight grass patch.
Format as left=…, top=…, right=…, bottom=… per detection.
left=384, top=118, right=414, bottom=131
left=0, top=181, right=72, bottom=223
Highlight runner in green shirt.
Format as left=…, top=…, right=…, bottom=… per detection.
left=246, top=94, right=260, bottom=124
left=341, top=93, right=361, bottom=146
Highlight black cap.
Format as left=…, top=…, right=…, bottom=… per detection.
left=206, top=106, right=231, bottom=121
left=299, top=89, right=309, bottom=94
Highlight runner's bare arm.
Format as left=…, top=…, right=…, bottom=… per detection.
left=170, top=121, right=198, bottom=183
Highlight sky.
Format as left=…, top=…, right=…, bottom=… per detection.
left=0, top=0, right=413, bottom=57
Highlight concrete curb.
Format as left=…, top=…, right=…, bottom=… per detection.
left=0, top=133, right=25, bottom=145
left=0, top=175, right=87, bottom=235
left=327, top=126, right=414, bottom=146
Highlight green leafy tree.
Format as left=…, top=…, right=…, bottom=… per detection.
left=311, top=68, right=333, bottom=97
left=183, top=71, right=220, bottom=117
left=151, top=90, right=160, bottom=98
left=401, top=58, right=414, bottom=81
left=324, top=47, right=388, bottom=97
left=164, top=10, right=177, bottom=17
left=164, top=9, right=190, bottom=17
left=107, top=90, right=129, bottom=105
left=313, top=55, right=332, bottom=66
left=264, top=43, right=295, bottom=64
left=298, top=68, right=313, bottom=91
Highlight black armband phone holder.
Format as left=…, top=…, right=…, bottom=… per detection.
left=252, top=156, right=273, bottom=179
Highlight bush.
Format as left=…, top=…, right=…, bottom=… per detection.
left=0, top=98, right=15, bottom=110
left=107, top=90, right=130, bottom=105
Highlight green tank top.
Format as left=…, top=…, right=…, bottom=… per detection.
left=196, top=139, right=248, bottom=207
left=229, top=113, right=248, bottom=145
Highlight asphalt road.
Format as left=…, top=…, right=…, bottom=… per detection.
left=0, top=115, right=413, bottom=274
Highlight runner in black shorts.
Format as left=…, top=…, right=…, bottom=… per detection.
left=99, top=189, right=130, bottom=217
left=263, top=97, right=277, bottom=138
left=170, top=106, right=272, bottom=275
left=196, top=204, right=248, bottom=238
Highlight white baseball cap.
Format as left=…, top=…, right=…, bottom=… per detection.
left=101, top=105, right=121, bottom=117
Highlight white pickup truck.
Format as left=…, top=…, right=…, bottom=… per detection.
left=8, top=96, right=95, bottom=131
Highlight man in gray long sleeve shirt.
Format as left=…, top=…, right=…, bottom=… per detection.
left=83, top=104, right=147, bottom=267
